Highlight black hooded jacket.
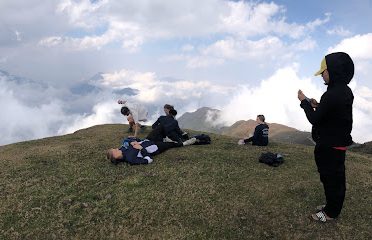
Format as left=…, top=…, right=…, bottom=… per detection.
left=152, top=115, right=184, bottom=142
left=300, top=52, right=354, bottom=147
left=252, top=123, right=269, bottom=146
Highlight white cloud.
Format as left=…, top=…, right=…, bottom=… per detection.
left=214, top=65, right=372, bottom=143
left=351, top=85, right=372, bottom=143
left=99, top=68, right=233, bottom=102
left=0, top=80, right=68, bottom=145
left=306, top=12, right=331, bottom=31
left=328, top=33, right=372, bottom=60
left=216, top=66, right=323, bottom=130
left=2, top=65, right=372, bottom=145
left=14, top=30, right=22, bottom=41
left=327, top=26, right=352, bottom=37
left=181, top=44, right=195, bottom=52
left=39, top=0, right=328, bottom=52
left=58, top=100, right=119, bottom=134
left=57, top=0, right=108, bottom=29
left=221, top=2, right=329, bottom=38
left=168, top=36, right=316, bottom=68
left=0, top=57, right=7, bottom=63
left=39, top=20, right=144, bottom=51
left=327, top=33, right=372, bottom=86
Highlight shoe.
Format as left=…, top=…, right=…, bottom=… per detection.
left=238, top=139, right=245, bottom=145
left=183, top=137, right=196, bottom=146
left=310, top=210, right=335, bottom=223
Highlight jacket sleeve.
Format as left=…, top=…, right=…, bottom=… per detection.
left=252, top=125, right=261, bottom=141
left=152, top=117, right=160, bottom=129
left=125, top=148, right=153, bottom=165
left=300, top=92, right=334, bottom=125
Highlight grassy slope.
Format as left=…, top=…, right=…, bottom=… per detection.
left=0, top=124, right=371, bottom=240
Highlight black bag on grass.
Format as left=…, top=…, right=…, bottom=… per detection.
left=259, top=152, right=284, bottom=167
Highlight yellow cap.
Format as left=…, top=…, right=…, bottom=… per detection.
left=314, top=58, right=327, bottom=76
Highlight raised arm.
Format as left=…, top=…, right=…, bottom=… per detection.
left=300, top=93, right=333, bottom=125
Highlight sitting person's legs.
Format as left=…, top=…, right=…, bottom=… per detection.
left=152, top=141, right=183, bottom=155
left=243, top=137, right=253, bottom=143
left=146, top=125, right=165, bottom=142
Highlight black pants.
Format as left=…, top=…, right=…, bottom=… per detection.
left=153, top=142, right=183, bottom=155
left=146, top=125, right=165, bottom=142
left=243, top=137, right=253, bottom=143
left=146, top=126, right=183, bottom=155
left=314, top=145, right=346, bottom=218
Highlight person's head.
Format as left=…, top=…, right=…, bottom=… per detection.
left=256, top=114, right=265, bottom=123
left=169, top=109, right=177, bottom=117
left=121, top=106, right=130, bottom=116
left=164, top=104, right=174, bottom=115
left=314, top=58, right=330, bottom=85
left=106, top=148, right=124, bottom=164
left=314, top=52, right=354, bottom=86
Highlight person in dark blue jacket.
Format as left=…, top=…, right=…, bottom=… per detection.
left=106, top=126, right=196, bottom=165
left=106, top=139, right=181, bottom=165
left=298, top=52, right=354, bottom=222
left=238, top=115, right=269, bottom=146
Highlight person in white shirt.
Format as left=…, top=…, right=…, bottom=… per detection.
left=118, top=99, right=148, bottom=138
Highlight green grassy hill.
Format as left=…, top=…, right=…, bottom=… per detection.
left=0, top=124, right=371, bottom=239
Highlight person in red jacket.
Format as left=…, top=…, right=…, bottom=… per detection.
left=298, top=52, right=354, bottom=222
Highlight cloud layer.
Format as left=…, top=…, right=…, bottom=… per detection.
left=1, top=1, right=372, bottom=145
left=2, top=60, right=372, bottom=146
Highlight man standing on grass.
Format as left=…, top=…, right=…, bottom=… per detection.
left=298, top=52, right=354, bottom=222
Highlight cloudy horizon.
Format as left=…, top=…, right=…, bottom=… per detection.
left=1, top=0, right=372, bottom=145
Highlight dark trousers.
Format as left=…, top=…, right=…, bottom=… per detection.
left=243, top=137, right=253, bottom=143
left=314, top=145, right=346, bottom=218
left=146, top=125, right=165, bottom=142
left=153, top=142, right=183, bottom=155
left=146, top=126, right=183, bottom=155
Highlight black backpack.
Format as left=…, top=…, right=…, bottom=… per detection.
left=193, top=134, right=211, bottom=145
left=258, top=152, right=284, bottom=167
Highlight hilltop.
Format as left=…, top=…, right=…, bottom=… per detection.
left=178, top=107, right=314, bottom=145
left=349, top=141, right=372, bottom=155
left=0, top=124, right=371, bottom=239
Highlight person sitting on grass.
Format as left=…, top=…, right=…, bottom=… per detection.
left=106, top=125, right=197, bottom=165
left=238, top=114, right=269, bottom=146
left=118, top=99, right=148, bottom=138
left=152, top=108, right=188, bottom=143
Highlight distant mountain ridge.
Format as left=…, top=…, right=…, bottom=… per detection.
left=178, top=107, right=314, bottom=146
left=178, top=107, right=224, bottom=134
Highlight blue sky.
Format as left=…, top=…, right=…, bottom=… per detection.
left=0, top=0, right=372, bottom=145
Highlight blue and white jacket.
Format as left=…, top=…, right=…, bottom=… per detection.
left=120, top=140, right=159, bottom=165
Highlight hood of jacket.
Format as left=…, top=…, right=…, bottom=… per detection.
left=325, top=52, right=354, bottom=86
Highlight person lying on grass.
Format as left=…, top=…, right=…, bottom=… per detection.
left=106, top=126, right=197, bottom=165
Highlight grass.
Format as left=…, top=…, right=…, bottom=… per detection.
left=0, top=124, right=371, bottom=239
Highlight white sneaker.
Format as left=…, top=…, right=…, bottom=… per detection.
left=238, top=139, right=245, bottom=145
left=183, top=137, right=197, bottom=146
